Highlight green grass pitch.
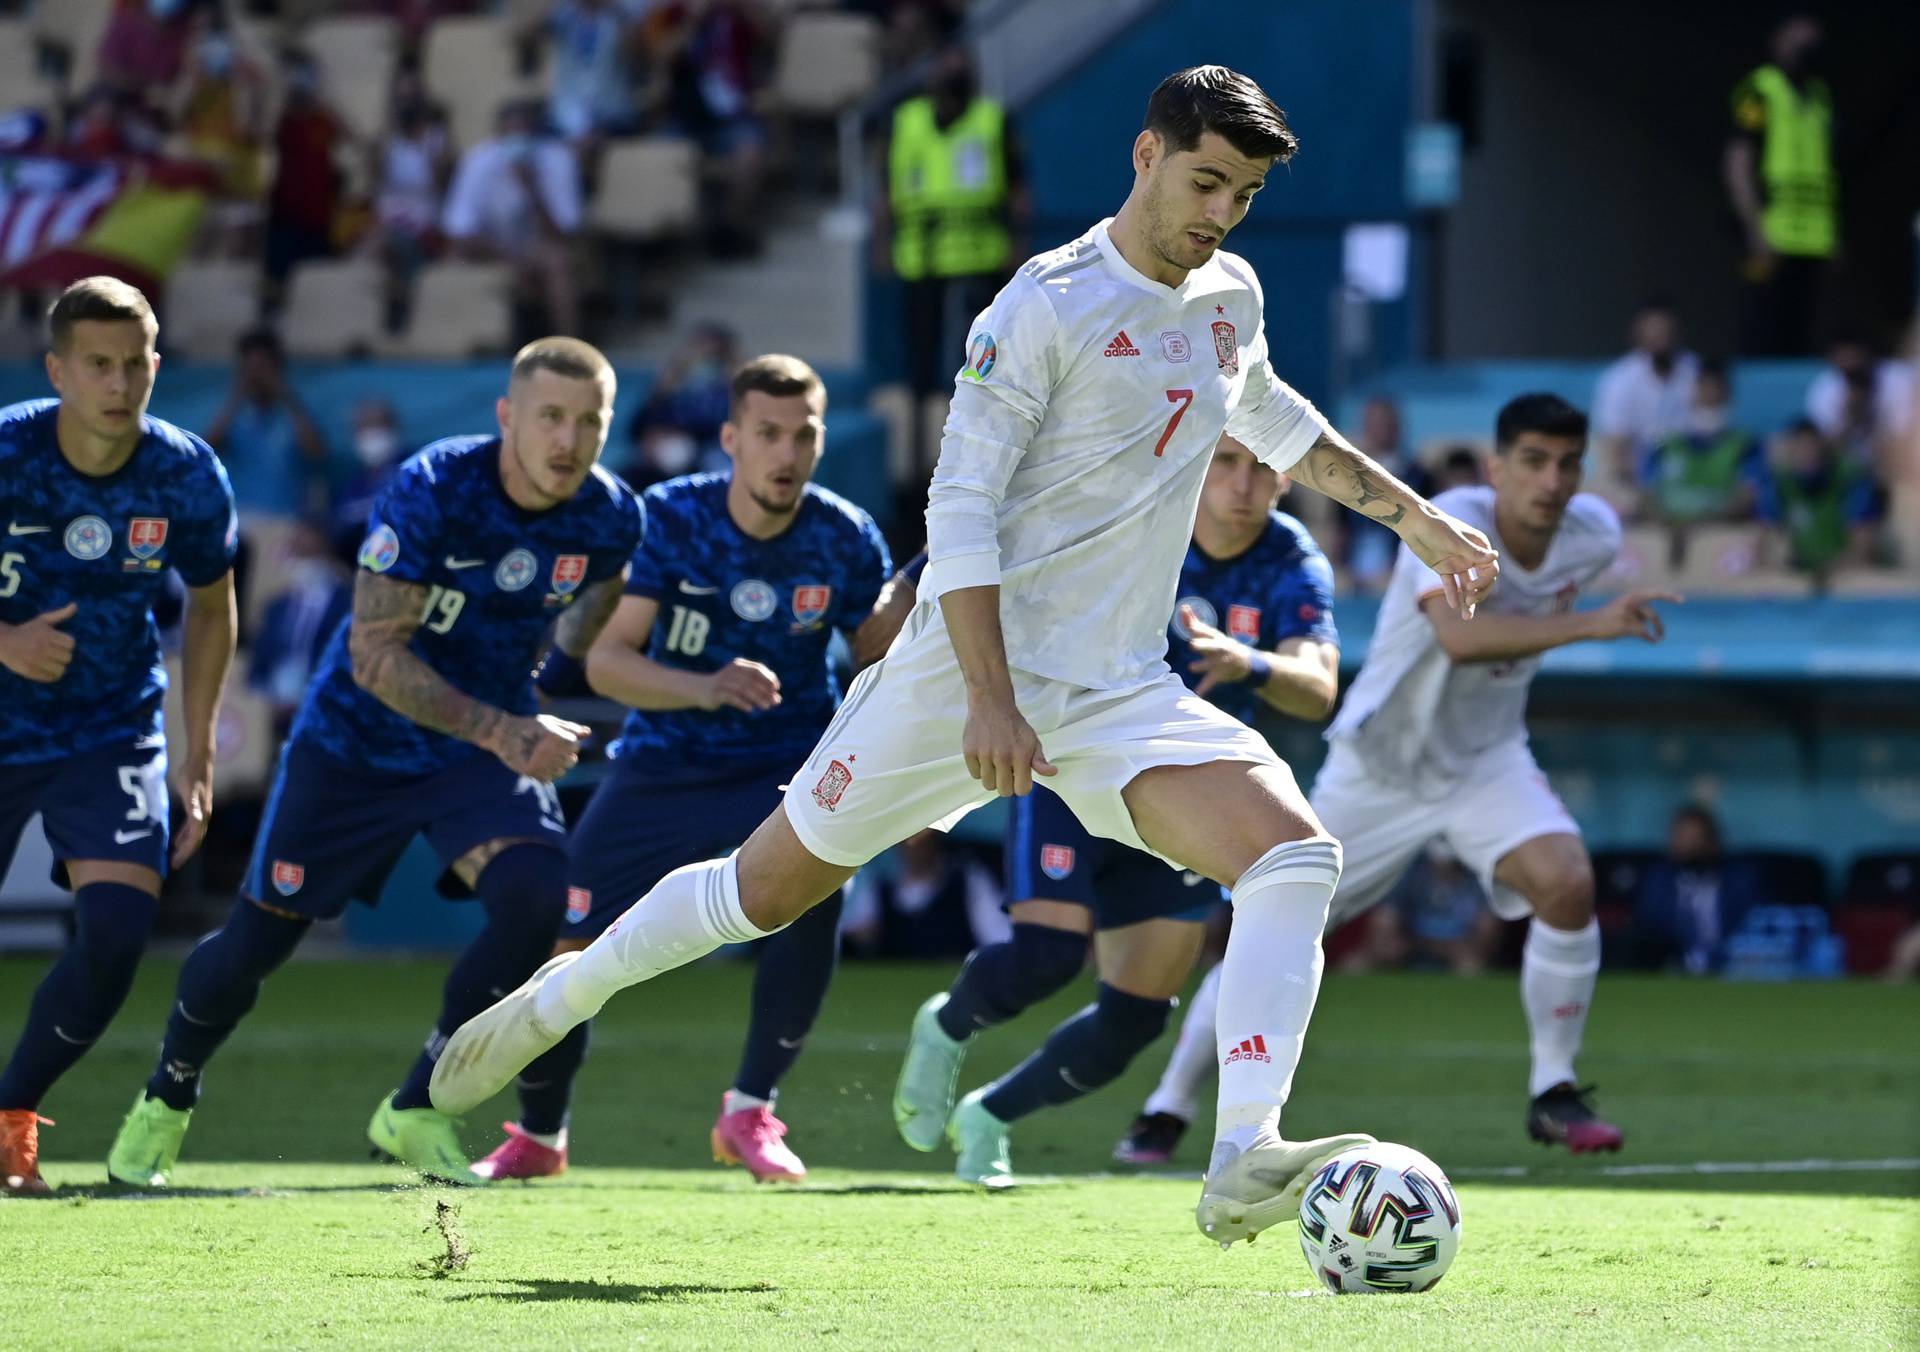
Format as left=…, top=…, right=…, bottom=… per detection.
left=2, top=956, right=1916, bottom=1349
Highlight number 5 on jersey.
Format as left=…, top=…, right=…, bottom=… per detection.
left=1155, top=389, right=1195, bottom=457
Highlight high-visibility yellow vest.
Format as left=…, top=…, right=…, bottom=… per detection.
left=1733, top=65, right=1837, bottom=258
left=889, top=95, right=1011, bottom=280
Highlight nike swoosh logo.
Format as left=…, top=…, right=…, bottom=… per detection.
left=445, top=557, right=485, bottom=569
left=114, top=828, right=154, bottom=844
left=8, top=523, right=49, bottom=535
left=678, top=581, right=719, bottom=595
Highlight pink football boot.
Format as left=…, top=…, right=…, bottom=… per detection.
left=470, top=1121, right=568, bottom=1182
left=710, top=1099, right=807, bottom=1183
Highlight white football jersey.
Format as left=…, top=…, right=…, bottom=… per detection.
left=1327, top=485, right=1621, bottom=796
left=923, top=218, right=1330, bottom=689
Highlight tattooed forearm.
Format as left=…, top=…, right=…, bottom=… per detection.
left=347, top=572, right=511, bottom=753
left=552, top=567, right=627, bottom=659
left=1294, top=431, right=1416, bottom=528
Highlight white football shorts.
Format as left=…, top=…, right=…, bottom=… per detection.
left=1311, top=737, right=1581, bottom=925
left=782, top=602, right=1284, bottom=869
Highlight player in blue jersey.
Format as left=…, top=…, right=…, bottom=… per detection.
left=468, top=354, right=893, bottom=1184
left=0, top=278, right=239, bottom=1196
left=891, top=434, right=1343, bottom=1184
left=105, top=337, right=643, bottom=1188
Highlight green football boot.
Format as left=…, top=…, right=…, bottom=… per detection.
left=367, top=1093, right=482, bottom=1186
left=947, top=1087, right=1015, bottom=1189
left=106, top=1093, right=192, bottom=1189
left=893, top=992, right=969, bottom=1152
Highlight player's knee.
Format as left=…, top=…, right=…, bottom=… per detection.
left=1008, top=922, right=1089, bottom=1004
left=1529, top=861, right=1595, bottom=928
left=71, top=883, right=157, bottom=995
left=1080, top=983, right=1173, bottom=1082
left=475, top=844, right=570, bottom=946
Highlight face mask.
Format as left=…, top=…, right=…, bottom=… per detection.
left=199, top=36, right=233, bottom=77
left=150, top=0, right=186, bottom=17
left=1686, top=407, right=1729, bottom=438
left=650, top=432, right=698, bottom=474
left=354, top=427, right=398, bottom=467
left=689, top=360, right=726, bottom=387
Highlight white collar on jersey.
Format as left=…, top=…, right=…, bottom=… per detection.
left=1092, top=217, right=1220, bottom=302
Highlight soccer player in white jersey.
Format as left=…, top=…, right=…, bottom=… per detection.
left=430, top=65, right=1499, bottom=1246
left=1129, top=393, right=1676, bottom=1156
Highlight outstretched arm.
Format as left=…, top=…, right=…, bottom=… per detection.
left=1420, top=590, right=1679, bottom=663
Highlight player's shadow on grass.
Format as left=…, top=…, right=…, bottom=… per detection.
left=47, top=1182, right=425, bottom=1201
left=449, top=1278, right=774, bottom=1305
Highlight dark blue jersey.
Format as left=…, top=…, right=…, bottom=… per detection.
left=0, top=399, right=236, bottom=764
left=1169, top=510, right=1339, bottom=725
left=612, top=473, right=891, bottom=770
left=292, top=436, right=644, bottom=776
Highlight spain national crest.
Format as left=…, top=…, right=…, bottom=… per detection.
left=1227, top=604, right=1262, bottom=643
left=1212, top=319, right=1238, bottom=375
left=128, top=517, right=169, bottom=559
left=792, top=584, right=832, bottom=625
left=551, top=554, right=588, bottom=596
left=1039, top=844, right=1076, bottom=881
left=271, top=860, right=305, bottom=896
left=812, top=759, right=854, bottom=811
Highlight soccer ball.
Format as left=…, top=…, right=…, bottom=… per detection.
left=1297, top=1141, right=1461, bottom=1294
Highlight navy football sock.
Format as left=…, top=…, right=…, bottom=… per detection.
left=393, top=844, right=566, bottom=1111
left=0, top=882, right=156, bottom=1111
left=146, top=897, right=310, bottom=1111
left=731, top=891, right=843, bottom=1102
left=515, top=1019, right=590, bottom=1136
left=936, top=922, right=1088, bottom=1042
left=982, top=983, right=1172, bottom=1124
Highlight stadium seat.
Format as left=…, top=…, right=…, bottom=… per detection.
left=1671, top=524, right=1815, bottom=596
left=1733, top=850, right=1828, bottom=909
left=1600, top=526, right=1676, bottom=592
left=31, top=0, right=114, bottom=89
left=589, top=138, right=699, bottom=241
left=281, top=259, right=385, bottom=358
left=1834, top=853, right=1920, bottom=974
left=769, top=11, right=881, bottom=116
left=389, top=261, right=515, bottom=359
left=1826, top=567, right=1920, bottom=598
left=0, top=21, right=59, bottom=112
left=304, top=15, right=399, bottom=141
left=424, top=15, right=547, bottom=152
left=163, top=658, right=277, bottom=803
left=164, top=260, right=262, bottom=361
left=236, top=515, right=306, bottom=637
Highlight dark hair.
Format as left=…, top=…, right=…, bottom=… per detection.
left=1783, top=415, right=1822, bottom=438
left=1672, top=803, right=1721, bottom=842
left=1696, top=356, right=1730, bottom=383
left=510, top=335, right=614, bottom=391
left=46, top=275, right=158, bottom=351
left=1441, top=445, right=1483, bottom=477
left=1144, top=66, right=1298, bottom=163
left=236, top=327, right=284, bottom=363
left=730, top=353, right=826, bottom=416
left=1494, top=392, right=1588, bottom=450
left=1635, top=295, right=1678, bottom=318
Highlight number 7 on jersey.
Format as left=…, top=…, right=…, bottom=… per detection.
left=1154, top=388, right=1195, bottom=457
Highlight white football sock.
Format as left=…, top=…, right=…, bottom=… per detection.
left=722, top=1089, right=771, bottom=1115
left=1521, top=916, right=1600, bottom=1097
left=1212, top=837, right=1342, bottom=1151
left=1143, top=962, right=1221, bottom=1122
left=518, top=1125, right=567, bottom=1152
left=539, top=855, right=772, bottom=1027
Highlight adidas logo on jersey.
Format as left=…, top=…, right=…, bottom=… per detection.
left=1223, top=1034, right=1272, bottom=1066
left=1103, top=330, right=1141, bottom=357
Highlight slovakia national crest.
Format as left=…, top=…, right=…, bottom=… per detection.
left=1040, top=844, right=1076, bottom=881
left=792, top=584, right=831, bottom=625
left=566, top=886, right=592, bottom=923
left=1227, top=604, right=1262, bottom=643
left=128, top=517, right=169, bottom=559
left=550, top=554, right=588, bottom=597
left=271, top=860, right=305, bottom=896
left=1212, top=319, right=1238, bottom=375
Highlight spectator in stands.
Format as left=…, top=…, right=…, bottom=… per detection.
left=533, top=0, right=645, bottom=153
left=330, top=397, right=410, bottom=556
left=1340, top=845, right=1498, bottom=976
left=620, top=321, right=738, bottom=489
left=1594, top=299, right=1698, bottom=483
left=877, top=45, right=1029, bottom=479
left=173, top=10, right=268, bottom=241
left=441, top=98, right=582, bottom=338
left=64, top=84, right=165, bottom=159
left=205, top=329, right=329, bottom=519
left=246, top=518, right=350, bottom=732
left=1639, top=359, right=1766, bottom=526
left=1761, top=417, right=1882, bottom=576
left=1433, top=444, right=1486, bottom=491
left=644, top=0, right=769, bottom=258
left=1626, top=805, right=1766, bottom=975
left=1726, top=14, right=1836, bottom=357
left=1806, top=336, right=1914, bottom=474
left=370, top=68, right=453, bottom=333
left=1342, top=397, right=1430, bottom=592
left=841, top=831, right=1009, bottom=961
left=264, top=49, right=349, bottom=315
left=94, top=0, right=204, bottom=91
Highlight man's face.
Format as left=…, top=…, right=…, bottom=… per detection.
left=1670, top=816, right=1717, bottom=865
left=499, top=367, right=612, bottom=504
left=1197, top=434, right=1280, bottom=532
left=1361, top=399, right=1401, bottom=454
left=1633, top=309, right=1678, bottom=359
left=1135, top=130, right=1273, bottom=274
left=46, top=319, right=159, bottom=440
left=1489, top=432, right=1585, bottom=533
left=722, top=389, right=823, bottom=517
left=1695, top=374, right=1730, bottom=411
